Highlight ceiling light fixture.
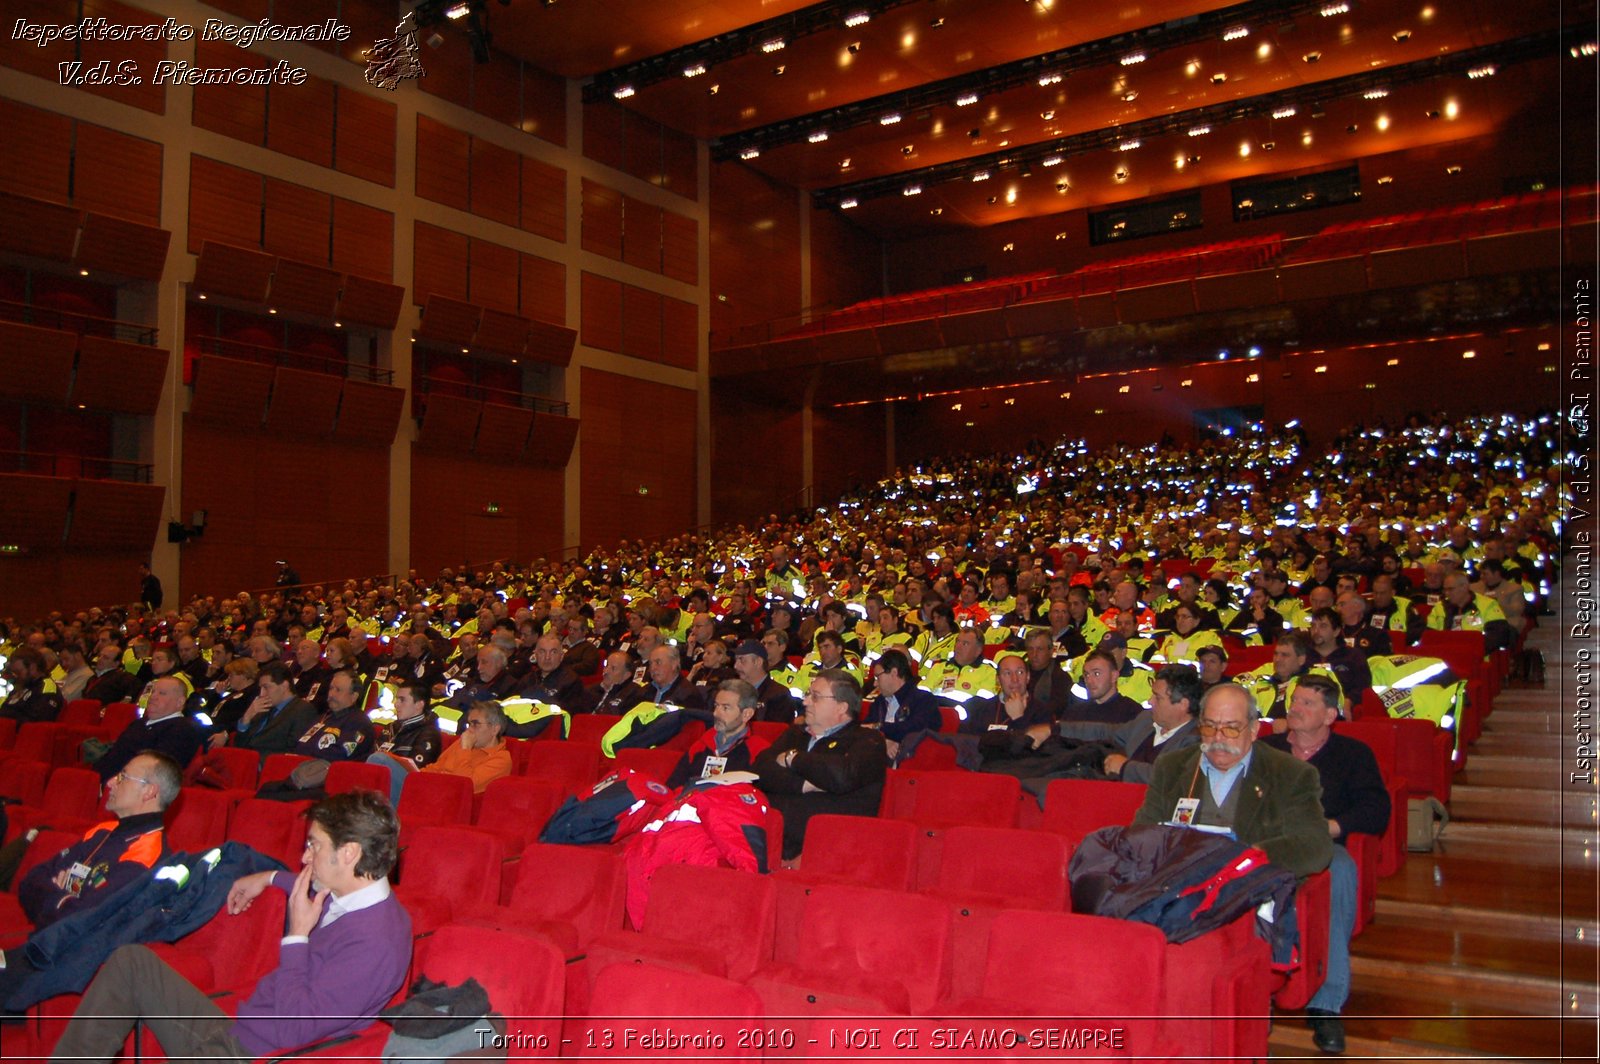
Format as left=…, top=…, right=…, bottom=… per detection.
left=682, top=63, right=705, bottom=78
left=971, top=170, right=991, bottom=182
left=902, top=184, right=922, bottom=196
left=879, top=112, right=902, bottom=124
left=1272, top=106, right=1297, bottom=118
left=956, top=92, right=979, bottom=106
left=1467, top=64, right=1496, bottom=78
left=1118, top=138, right=1141, bottom=151
left=612, top=85, right=635, bottom=99
left=1363, top=88, right=1389, bottom=99
left=808, top=130, right=829, bottom=142
left=444, top=2, right=471, bottom=19
left=1223, top=26, right=1250, bottom=41
left=1320, top=2, right=1349, bottom=16
left=1041, top=154, right=1062, bottom=166
left=1120, top=51, right=1147, bottom=65
left=1188, top=124, right=1211, bottom=136
left=1038, top=72, right=1062, bottom=86
left=761, top=38, right=786, bottom=53
left=839, top=198, right=858, bottom=209
left=739, top=147, right=760, bottom=159
left=844, top=12, right=871, bottom=28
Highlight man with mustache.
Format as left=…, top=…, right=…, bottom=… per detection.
left=1134, top=682, right=1338, bottom=1052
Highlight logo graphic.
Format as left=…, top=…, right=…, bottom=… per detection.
left=363, top=14, right=425, bottom=91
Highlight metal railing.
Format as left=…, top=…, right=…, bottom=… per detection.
left=0, top=299, right=157, bottom=345
left=0, top=449, right=154, bottom=483
left=415, top=375, right=569, bottom=416
left=193, top=335, right=395, bottom=385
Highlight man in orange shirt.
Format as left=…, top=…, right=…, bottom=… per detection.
left=424, top=702, right=513, bottom=793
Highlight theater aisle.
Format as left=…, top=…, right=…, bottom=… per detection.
left=1269, top=588, right=1597, bottom=1060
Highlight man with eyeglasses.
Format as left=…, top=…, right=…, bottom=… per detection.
left=1135, top=683, right=1336, bottom=1048
left=421, top=701, right=512, bottom=794
left=754, top=669, right=888, bottom=864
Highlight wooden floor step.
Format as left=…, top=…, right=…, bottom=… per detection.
left=1352, top=956, right=1597, bottom=1014
left=1374, top=896, right=1599, bottom=941
left=1269, top=1015, right=1565, bottom=1062
left=1377, top=847, right=1597, bottom=922
left=1327, top=977, right=1596, bottom=1060
left=1456, top=754, right=1576, bottom=790
left=1449, top=784, right=1598, bottom=829
left=1467, top=731, right=1566, bottom=759
left=1352, top=913, right=1597, bottom=987
left=1473, top=708, right=1566, bottom=734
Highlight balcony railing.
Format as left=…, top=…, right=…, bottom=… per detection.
left=0, top=450, right=154, bottom=483
left=193, top=335, right=395, bottom=386
left=0, top=300, right=157, bottom=345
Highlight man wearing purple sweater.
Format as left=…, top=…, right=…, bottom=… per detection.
left=50, top=790, right=411, bottom=1063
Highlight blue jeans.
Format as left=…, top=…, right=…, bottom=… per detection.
left=367, top=751, right=411, bottom=807
left=1308, top=843, right=1356, bottom=1012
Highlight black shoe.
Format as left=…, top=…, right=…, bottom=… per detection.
left=1306, top=1008, right=1345, bottom=1055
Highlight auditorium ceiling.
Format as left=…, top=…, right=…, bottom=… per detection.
left=479, top=0, right=1584, bottom=235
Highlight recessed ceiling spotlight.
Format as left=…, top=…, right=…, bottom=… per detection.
left=1303, top=51, right=1321, bottom=63
left=1041, top=110, right=1055, bottom=120
left=1393, top=29, right=1411, bottom=42
left=929, top=17, right=944, bottom=28
left=771, top=65, right=785, bottom=75
left=1121, top=90, right=1138, bottom=101
left=929, top=207, right=943, bottom=215
left=1211, top=72, right=1227, bottom=84
left=901, top=144, right=914, bottom=155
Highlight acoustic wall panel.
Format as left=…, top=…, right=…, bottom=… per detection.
left=188, top=355, right=273, bottom=427
left=266, top=367, right=343, bottom=435
left=418, top=392, right=482, bottom=449
left=0, top=193, right=81, bottom=261
left=337, top=276, right=404, bottom=329
left=333, top=379, right=405, bottom=444
left=75, top=214, right=170, bottom=282
left=417, top=295, right=480, bottom=347
left=66, top=480, right=164, bottom=550
left=475, top=402, right=534, bottom=459
left=269, top=260, right=342, bottom=319
left=0, top=322, right=75, bottom=403
left=524, top=321, right=577, bottom=369
left=523, top=411, right=579, bottom=468
left=0, top=474, right=72, bottom=548
left=72, top=337, right=169, bottom=415
left=193, top=242, right=274, bottom=302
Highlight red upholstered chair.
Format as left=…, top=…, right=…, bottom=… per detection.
left=5, top=723, right=59, bottom=767
left=0, top=718, right=16, bottom=750
left=751, top=883, right=953, bottom=1018
left=938, top=909, right=1176, bottom=1061
left=470, top=776, right=565, bottom=859
left=880, top=769, right=1025, bottom=887
left=57, top=700, right=103, bottom=727
left=464, top=842, right=628, bottom=955
left=586, top=863, right=777, bottom=988
left=610, top=745, right=682, bottom=783
left=923, top=826, right=1072, bottom=1000
left=4, top=766, right=104, bottom=841
left=100, top=702, right=139, bottom=734
left=0, top=756, right=51, bottom=808
left=579, top=961, right=765, bottom=1061
left=257, top=752, right=309, bottom=787
left=565, top=714, right=621, bottom=747
left=164, top=786, right=234, bottom=853
left=413, top=924, right=565, bottom=1059
left=1272, top=869, right=1332, bottom=1010
left=1040, top=779, right=1149, bottom=857
left=0, top=828, right=80, bottom=940
left=521, top=739, right=603, bottom=794
left=394, top=824, right=505, bottom=935
left=325, top=760, right=391, bottom=796
left=773, top=814, right=919, bottom=962
left=395, top=771, right=474, bottom=848
left=226, top=797, right=310, bottom=867
left=207, top=744, right=261, bottom=792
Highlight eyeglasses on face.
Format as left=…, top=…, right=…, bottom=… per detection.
left=114, top=771, right=153, bottom=786
left=1197, top=719, right=1249, bottom=738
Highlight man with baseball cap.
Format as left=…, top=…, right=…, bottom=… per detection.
left=731, top=640, right=798, bottom=724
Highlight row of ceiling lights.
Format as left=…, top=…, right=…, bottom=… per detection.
left=818, top=29, right=1571, bottom=210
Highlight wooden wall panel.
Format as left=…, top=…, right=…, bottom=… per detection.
left=0, top=0, right=75, bottom=83
left=581, top=180, right=624, bottom=260
left=72, top=123, right=161, bottom=227
left=77, top=0, right=165, bottom=113
left=189, top=156, right=262, bottom=255
left=661, top=126, right=698, bottom=202
left=72, top=337, right=169, bottom=416
left=662, top=211, right=698, bottom=285
left=67, top=480, right=164, bottom=550
left=519, top=254, right=566, bottom=327
left=182, top=418, right=389, bottom=598
left=331, top=198, right=393, bottom=282
left=521, top=66, right=567, bottom=147
left=809, top=209, right=880, bottom=318
left=623, top=196, right=663, bottom=273
left=472, top=57, right=523, bottom=129
left=470, top=139, right=520, bottom=227
left=334, top=87, right=396, bottom=187
left=710, top=382, right=802, bottom=523
left=708, top=162, right=801, bottom=337
left=188, top=356, right=273, bottom=428
left=416, top=116, right=470, bottom=211
left=263, top=179, right=331, bottom=264
left=413, top=222, right=469, bottom=305
left=190, top=40, right=267, bottom=144
left=0, top=322, right=75, bottom=403
left=0, top=99, right=71, bottom=204
left=268, top=74, right=334, bottom=164
left=582, top=102, right=627, bottom=174
left=266, top=366, right=343, bottom=435
left=580, top=272, right=623, bottom=353
left=334, top=379, right=405, bottom=443
left=409, top=448, right=565, bottom=575
left=469, top=238, right=520, bottom=314
left=661, top=297, right=699, bottom=371
left=580, top=368, right=695, bottom=547
left=621, top=286, right=662, bottom=363
left=519, top=157, right=566, bottom=242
